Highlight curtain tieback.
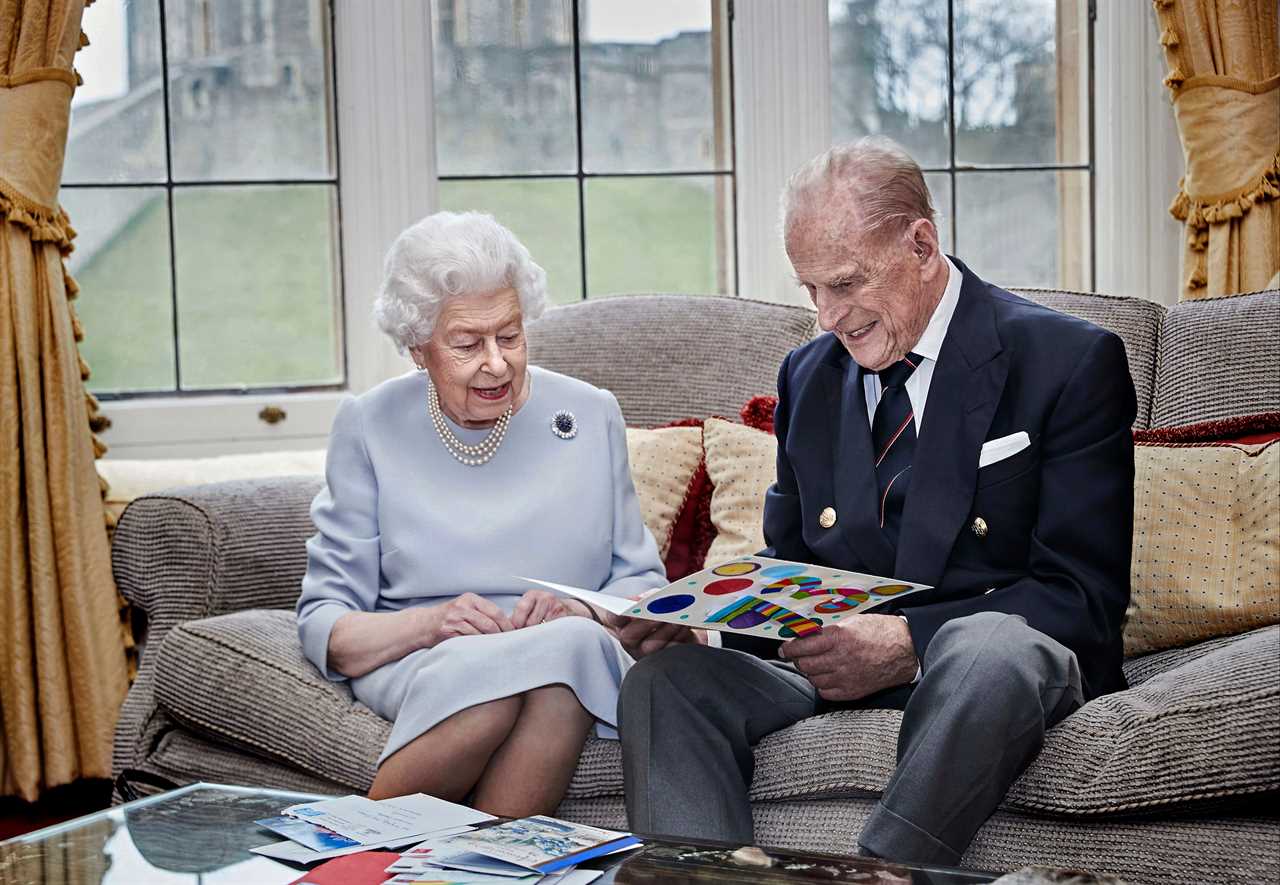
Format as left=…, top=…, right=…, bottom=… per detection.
left=1170, top=77, right=1280, bottom=228
left=0, top=77, right=75, bottom=209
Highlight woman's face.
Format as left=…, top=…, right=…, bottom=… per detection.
left=416, top=287, right=529, bottom=429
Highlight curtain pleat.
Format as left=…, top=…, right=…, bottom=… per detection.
left=0, top=0, right=128, bottom=802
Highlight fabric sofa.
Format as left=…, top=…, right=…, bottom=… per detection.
left=110, top=289, right=1280, bottom=885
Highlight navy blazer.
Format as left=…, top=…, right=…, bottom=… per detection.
left=760, top=259, right=1136, bottom=701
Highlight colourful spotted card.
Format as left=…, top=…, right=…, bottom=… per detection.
left=521, top=556, right=931, bottom=640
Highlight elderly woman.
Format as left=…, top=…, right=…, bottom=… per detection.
left=297, top=211, right=667, bottom=815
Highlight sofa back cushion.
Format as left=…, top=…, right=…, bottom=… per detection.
left=1151, top=289, right=1279, bottom=428
left=527, top=294, right=818, bottom=428
left=1012, top=288, right=1164, bottom=430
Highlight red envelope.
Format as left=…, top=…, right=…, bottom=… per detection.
left=287, top=850, right=400, bottom=885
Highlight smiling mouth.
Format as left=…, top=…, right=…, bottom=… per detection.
left=472, top=382, right=511, bottom=401
left=842, top=320, right=877, bottom=342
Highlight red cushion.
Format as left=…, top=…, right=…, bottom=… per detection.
left=1133, top=412, right=1280, bottom=446
left=741, top=395, right=778, bottom=434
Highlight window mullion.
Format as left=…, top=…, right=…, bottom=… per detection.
left=156, top=0, right=183, bottom=392
left=570, top=0, right=588, bottom=299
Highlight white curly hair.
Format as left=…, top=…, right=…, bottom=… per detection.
left=373, top=211, right=548, bottom=354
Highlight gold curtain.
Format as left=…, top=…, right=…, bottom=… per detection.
left=1152, top=0, right=1280, bottom=300
left=0, top=0, right=127, bottom=801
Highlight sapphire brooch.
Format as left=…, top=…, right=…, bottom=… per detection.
left=550, top=410, right=578, bottom=440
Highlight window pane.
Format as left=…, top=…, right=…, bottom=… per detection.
left=432, top=0, right=577, bottom=176
left=166, top=0, right=335, bottom=181
left=438, top=179, right=583, bottom=303
left=954, top=170, right=1090, bottom=288
left=954, top=0, right=1088, bottom=165
left=828, top=0, right=950, bottom=167
left=585, top=175, right=733, bottom=296
left=65, top=0, right=167, bottom=184
left=61, top=187, right=176, bottom=392
left=580, top=1, right=727, bottom=173
left=173, top=185, right=341, bottom=388
left=924, top=172, right=952, bottom=254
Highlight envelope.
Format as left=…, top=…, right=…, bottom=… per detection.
left=978, top=431, right=1031, bottom=468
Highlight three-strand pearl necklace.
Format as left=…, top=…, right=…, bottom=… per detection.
left=427, top=381, right=512, bottom=466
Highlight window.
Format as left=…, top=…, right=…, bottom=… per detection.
left=63, top=0, right=343, bottom=398
left=432, top=0, right=736, bottom=301
left=829, top=0, right=1093, bottom=288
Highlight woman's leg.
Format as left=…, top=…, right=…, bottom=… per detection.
left=470, top=685, right=594, bottom=817
left=369, top=695, right=523, bottom=801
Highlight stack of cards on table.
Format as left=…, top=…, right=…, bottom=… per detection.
left=382, top=815, right=637, bottom=883
left=252, top=793, right=492, bottom=863
left=252, top=793, right=636, bottom=884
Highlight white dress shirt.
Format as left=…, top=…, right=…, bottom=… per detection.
left=862, top=255, right=963, bottom=432
left=857, top=255, right=962, bottom=684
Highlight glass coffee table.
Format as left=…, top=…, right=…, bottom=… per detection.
left=0, top=782, right=1001, bottom=884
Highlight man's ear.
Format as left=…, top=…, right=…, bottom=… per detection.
left=906, top=218, right=939, bottom=261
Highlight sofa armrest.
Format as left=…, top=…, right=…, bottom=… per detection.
left=112, top=476, right=323, bottom=647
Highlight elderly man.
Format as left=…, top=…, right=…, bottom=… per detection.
left=615, top=137, right=1136, bottom=865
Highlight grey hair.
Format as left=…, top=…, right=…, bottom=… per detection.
left=374, top=211, right=548, bottom=354
left=780, top=136, right=936, bottom=243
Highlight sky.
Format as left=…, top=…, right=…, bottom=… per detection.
left=586, top=0, right=711, bottom=43
left=74, top=0, right=129, bottom=106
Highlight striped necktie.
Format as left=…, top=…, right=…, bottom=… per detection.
left=871, top=352, right=923, bottom=550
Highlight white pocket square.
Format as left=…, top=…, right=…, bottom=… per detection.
left=979, top=431, right=1031, bottom=468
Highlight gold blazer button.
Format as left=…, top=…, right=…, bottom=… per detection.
left=972, top=516, right=988, bottom=538
left=819, top=507, right=837, bottom=529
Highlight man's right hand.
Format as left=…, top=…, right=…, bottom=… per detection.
left=426, top=593, right=515, bottom=645
left=613, top=615, right=705, bottom=659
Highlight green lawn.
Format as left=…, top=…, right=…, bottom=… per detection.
left=74, top=178, right=725, bottom=394
left=439, top=177, right=724, bottom=301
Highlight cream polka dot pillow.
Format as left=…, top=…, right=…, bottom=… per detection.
left=700, top=417, right=776, bottom=567
left=625, top=425, right=705, bottom=558
left=1126, top=440, right=1279, bottom=656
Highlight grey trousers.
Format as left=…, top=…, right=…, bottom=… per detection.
left=618, top=611, right=1084, bottom=866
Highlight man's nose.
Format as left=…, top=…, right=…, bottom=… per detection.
left=814, top=289, right=847, bottom=331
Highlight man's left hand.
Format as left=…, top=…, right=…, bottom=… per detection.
left=779, top=614, right=919, bottom=702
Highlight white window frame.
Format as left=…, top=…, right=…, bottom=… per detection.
left=99, top=0, right=437, bottom=458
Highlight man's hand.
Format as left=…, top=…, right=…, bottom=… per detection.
left=426, top=593, right=515, bottom=645
left=510, top=589, right=577, bottom=628
left=613, top=615, right=706, bottom=659
left=779, top=614, right=918, bottom=702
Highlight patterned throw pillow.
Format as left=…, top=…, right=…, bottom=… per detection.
left=1126, top=438, right=1279, bottom=656
left=701, top=417, right=777, bottom=567
left=624, top=425, right=705, bottom=559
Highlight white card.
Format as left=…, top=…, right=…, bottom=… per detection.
left=516, top=577, right=636, bottom=615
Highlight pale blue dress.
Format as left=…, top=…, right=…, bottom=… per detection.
left=296, top=366, right=667, bottom=763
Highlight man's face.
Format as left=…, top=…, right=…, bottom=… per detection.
left=786, top=214, right=938, bottom=372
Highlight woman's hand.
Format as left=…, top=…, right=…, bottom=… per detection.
left=510, top=589, right=579, bottom=629
left=426, top=593, right=515, bottom=644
